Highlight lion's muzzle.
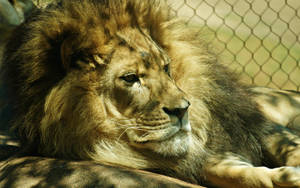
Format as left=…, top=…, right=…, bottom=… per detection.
left=162, top=99, right=191, bottom=132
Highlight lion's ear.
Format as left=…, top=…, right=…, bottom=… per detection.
left=75, top=55, right=105, bottom=70
left=60, top=40, right=105, bottom=71
left=92, top=54, right=105, bottom=65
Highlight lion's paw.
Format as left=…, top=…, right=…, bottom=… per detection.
left=271, top=167, right=300, bottom=187
left=286, top=148, right=300, bottom=166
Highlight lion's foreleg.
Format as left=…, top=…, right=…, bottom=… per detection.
left=204, top=154, right=300, bottom=188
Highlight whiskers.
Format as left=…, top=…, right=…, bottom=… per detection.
left=107, top=118, right=170, bottom=141
left=107, top=119, right=140, bottom=141
left=118, top=127, right=143, bottom=141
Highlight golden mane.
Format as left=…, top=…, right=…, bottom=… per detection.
left=2, top=0, right=170, bottom=142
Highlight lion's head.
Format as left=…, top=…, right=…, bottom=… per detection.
left=2, top=0, right=209, bottom=168
left=41, top=23, right=192, bottom=159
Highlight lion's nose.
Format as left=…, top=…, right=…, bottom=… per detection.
left=162, top=100, right=190, bottom=120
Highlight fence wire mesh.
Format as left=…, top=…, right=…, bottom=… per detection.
left=33, top=0, right=300, bottom=91
left=167, top=0, right=300, bottom=91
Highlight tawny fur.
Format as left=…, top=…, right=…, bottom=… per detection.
left=2, top=0, right=300, bottom=187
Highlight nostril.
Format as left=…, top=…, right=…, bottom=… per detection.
left=162, top=107, right=173, bottom=116
left=163, top=106, right=189, bottom=120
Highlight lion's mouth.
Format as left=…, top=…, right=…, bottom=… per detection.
left=127, top=112, right=191, bottom=144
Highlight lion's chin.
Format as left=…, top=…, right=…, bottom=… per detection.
left=126, top=117, right=192, bottom=156
left=144, top=131, right=191, bottom=157
left=128, top=129, right=192, bottom=157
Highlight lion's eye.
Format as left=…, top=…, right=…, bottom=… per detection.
left=163, top=64, right=170, bottom=75
left=120, top=74, right=139, bottom=84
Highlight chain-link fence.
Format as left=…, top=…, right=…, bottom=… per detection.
left=167, top=0, right=300, bottom=91
left=33, top=0, right=300, bottom=91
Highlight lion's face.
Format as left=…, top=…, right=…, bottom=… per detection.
left=98, top=28, right=191, bottom=156
left=41, top=27, right=191, bottom=158
left=108, top=32, right=191, bottom=156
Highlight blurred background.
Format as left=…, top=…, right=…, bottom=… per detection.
left=5, top=0, right=300, bottom=91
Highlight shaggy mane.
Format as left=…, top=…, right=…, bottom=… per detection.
left=1, top=0, right=171, bottom=146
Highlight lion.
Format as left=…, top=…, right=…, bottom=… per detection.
left=1, top=0, right=300, bottom=187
